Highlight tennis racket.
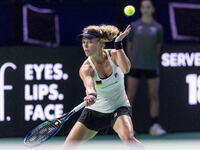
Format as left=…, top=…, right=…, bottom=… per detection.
left=24, top=101, right=86, bottom=148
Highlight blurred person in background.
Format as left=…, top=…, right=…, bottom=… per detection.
left=126, top=0, right=166, bottom=136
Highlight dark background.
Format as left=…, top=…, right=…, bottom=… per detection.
left=0, top=0, right=199, bottom=46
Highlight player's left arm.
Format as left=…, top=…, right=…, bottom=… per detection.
left=111, top=25, right=131, bottom=74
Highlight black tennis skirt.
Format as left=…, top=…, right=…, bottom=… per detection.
left=78, top=106, right=132, bottom=131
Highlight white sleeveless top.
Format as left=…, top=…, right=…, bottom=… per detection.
left=86, top=49, right=130, bottom=113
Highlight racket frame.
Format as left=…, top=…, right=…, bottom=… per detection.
left=24, top=101, right=86, bottom=147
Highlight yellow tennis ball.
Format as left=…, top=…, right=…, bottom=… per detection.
left=124, top=5, right=135, bottom=16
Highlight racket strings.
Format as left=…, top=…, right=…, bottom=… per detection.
left=25, top=121, right=58, bottom=146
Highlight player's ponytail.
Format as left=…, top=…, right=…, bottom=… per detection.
left=99, top=25, right=119, bottom=42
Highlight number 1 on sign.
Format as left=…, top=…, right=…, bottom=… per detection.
left=186, top=74, right=200, bottom=105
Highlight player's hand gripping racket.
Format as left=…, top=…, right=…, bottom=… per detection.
left=24, top=101, right=86, bottom=148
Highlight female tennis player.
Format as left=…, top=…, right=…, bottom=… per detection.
left=62, top=24, right=144, bottom=149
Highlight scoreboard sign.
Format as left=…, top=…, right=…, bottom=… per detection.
left=159, top=44, right=200, bottom=132
left=161, top=52, right=200, bottom=105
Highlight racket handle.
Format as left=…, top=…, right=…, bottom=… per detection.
left=72, top=101, right=86, bottom=112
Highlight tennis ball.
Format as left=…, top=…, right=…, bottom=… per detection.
left=124, top=5, right=135, bottom=16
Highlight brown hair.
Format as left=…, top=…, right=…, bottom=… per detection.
left=83, top=24, right=119, bottom=42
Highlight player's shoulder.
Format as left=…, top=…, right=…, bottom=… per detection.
left=80, top=59, right=92, bottom=71
left=80, top=59, right=94, bottom=75
left=104, top=49, right=118, bottom=64
left=104, top=49, right=115, bottom=56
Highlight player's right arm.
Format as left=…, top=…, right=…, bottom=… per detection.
left=79, top=61, right=97, bottom=106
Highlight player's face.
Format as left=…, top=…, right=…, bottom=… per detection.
left=82, top=37, right=102, bottom=56
left=140, top=0, right=154, bottom=17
